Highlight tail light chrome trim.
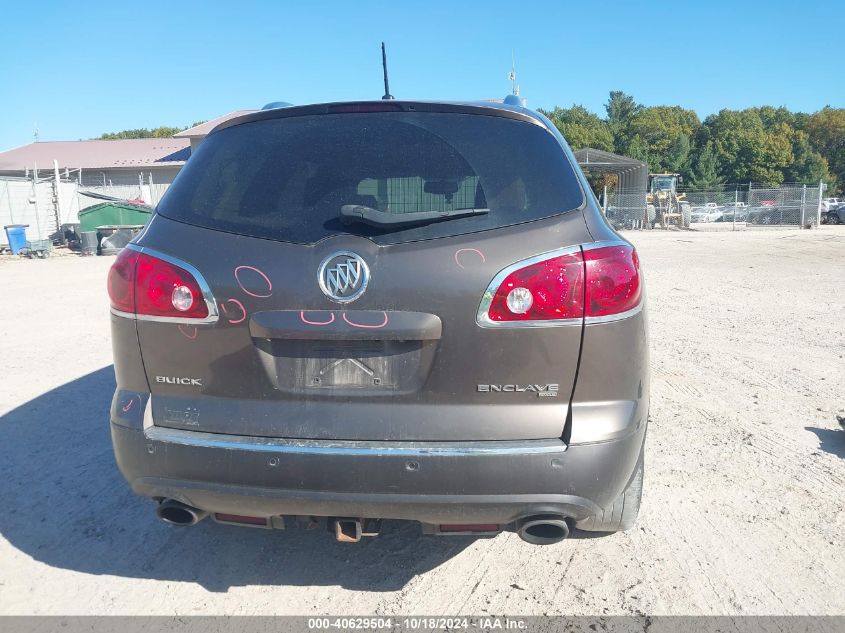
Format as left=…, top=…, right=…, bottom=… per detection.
left=110, top=243, right=219, bottom=324
left=476, top=240, right=641, bottom=328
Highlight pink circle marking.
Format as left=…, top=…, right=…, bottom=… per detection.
left=300, top=311, right=335, bottom=326
left=454, top=248, right=486, bottom=269
left=177, top=324, right=198, bottom=340
left=342, top=312, right=389, bottom=329
left=234, top=265, right=273, bottom=298
left=221, top=298, right=247, bottom=324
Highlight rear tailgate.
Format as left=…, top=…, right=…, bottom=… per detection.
left=135, top=213, right=590, bottom=441
left=135, top=105, right=591, bottom=441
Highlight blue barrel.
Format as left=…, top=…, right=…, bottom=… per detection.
left=4, top=224, right=29, bottom=255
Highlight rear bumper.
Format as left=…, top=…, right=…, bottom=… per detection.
left=111, top=419, right=646, bottom=525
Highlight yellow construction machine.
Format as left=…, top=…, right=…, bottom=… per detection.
left=646, top=173, right=690, bottom=228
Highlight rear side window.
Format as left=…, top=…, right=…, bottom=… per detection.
left=157, top=112, right=584, bottom=245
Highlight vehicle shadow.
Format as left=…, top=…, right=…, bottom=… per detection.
left=0, top=367, right=475, bottom=592
left=805, top=425, right=845, bottom=459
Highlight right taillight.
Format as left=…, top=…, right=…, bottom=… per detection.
left=478, top=242, right=641, bottom=326
left=583, top=244, right=641, bottom=318
left=107, top=247, right=213, bottom=321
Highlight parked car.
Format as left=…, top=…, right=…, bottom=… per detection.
left=690, top=203, right=723, bottom=223
left=747, top=204, right=803, bottom=225
left=823, top=206, right=842, bottom=224
left=107, top=98, right=649, bottom=545
left=822, top=198, right=843, bottom=212
left=716, top=208, right=751, bottom=223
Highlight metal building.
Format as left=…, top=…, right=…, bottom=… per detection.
left=574, top=148, right=648, bottom=228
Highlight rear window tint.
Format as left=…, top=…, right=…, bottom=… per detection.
left=157, top=112, right=584, bottom=245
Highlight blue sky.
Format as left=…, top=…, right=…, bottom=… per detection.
left=1, top=0, right=842, bottom=150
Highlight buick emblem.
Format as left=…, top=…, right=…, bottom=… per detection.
left=318, top=251, right=370, bottom=303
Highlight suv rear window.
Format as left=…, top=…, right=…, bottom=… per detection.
left=157, top=111, right=584, bottom=245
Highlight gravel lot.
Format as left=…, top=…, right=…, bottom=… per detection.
left=0, top=228, right=843, bottom=616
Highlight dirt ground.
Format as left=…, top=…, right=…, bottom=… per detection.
left=0, top=228, right=843, bottom=616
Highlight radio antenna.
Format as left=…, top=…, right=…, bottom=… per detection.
left=381, top=42, right=394, bottom=100
left=508, top=50, right=519, bottom=96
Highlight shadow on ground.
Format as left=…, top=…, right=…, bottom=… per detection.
left=0, top=367, right=474, bottom=592
left=805, top=425, right=845, bottom=459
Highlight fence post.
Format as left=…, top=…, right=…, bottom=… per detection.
left=800, top=184, right=807, bottom=228
left=53, top=159, right=63, bottom=236
left=733, top=187, right=738, bottom=231
left=818, top=181, right=824, bottom=226
left=32, top=162, right=43, bottom=240
left=4, top=180, right=14, bottom=223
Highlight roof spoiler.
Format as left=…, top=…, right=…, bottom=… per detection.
left=261, top=101, right=295, bottom=110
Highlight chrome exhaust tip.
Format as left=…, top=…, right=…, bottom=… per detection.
left=516, top=514, right=570, bottom=545
left=155, top=499, right=208, bottom=526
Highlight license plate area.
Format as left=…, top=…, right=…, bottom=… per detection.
left=253, top=338, right=436, bottom=396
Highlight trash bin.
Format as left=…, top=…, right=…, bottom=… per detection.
left=4, top=224, right=29, bottom=255
left=80, top=231, right=99, bottom=256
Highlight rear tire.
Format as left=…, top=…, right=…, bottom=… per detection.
left=575, top=448, right=644, bottom=533
left=829, top=213, right=840, bottom=225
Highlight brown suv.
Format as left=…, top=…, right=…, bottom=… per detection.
left=107, top=98, right=649, bottom=545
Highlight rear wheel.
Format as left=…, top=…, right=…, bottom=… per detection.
left=829, top=213, right=841, bottom=225
left=575, top=448, right=644, bottom=532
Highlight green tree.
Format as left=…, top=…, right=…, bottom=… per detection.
left=805, top=107, right=845, bottom=192
left=702, top=109, right=793, bottom=185
left=539, top=105, right=614, bottom=151
left=625, top=106, right=700, bottom=174
left=665, top=135, right=691, bottom=173
left=687, top=145, right=725, bottom=190
left=97, top=125, right=189, bottom=140
left=605, top=91, right=641, bottom=153
left=783, top=129, right=831, bottom=184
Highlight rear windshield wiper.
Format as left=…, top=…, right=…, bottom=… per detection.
left=339, top=204, right=489, bottom=228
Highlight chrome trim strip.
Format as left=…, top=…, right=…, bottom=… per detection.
left=144, top=426, right=568, bottom=456
left=581, top=238, right=631, bottom=252
left=584, top=302, right=643, bottom=325
left=475, top=239, right=638, bottom=328
left=112, top=244, right=219, bottom=325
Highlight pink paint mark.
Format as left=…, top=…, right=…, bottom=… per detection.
left=178, top=324, right=198, bottom=340
left=300, top=310, right=335, bottom=326
left=122, top=394, right=142, bottom=414
left=342, top=311, right=389, bottom=329
left=454, top=248, right=486, bottom=269
left=220, top=298, right=247, bottom=325
left=234, top=265, right=273, bottom=298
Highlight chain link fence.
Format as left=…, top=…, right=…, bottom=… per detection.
left=603, top=183, right=824, bottom=230
left=1, top=171, right=173, bottom=245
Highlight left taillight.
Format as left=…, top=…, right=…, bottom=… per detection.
left=107, top=249, right=140, bottom=313
left=107, top=249, right=210, bottom=320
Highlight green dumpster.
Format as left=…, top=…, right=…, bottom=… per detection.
left=79, top=202, right=152, bottom=234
